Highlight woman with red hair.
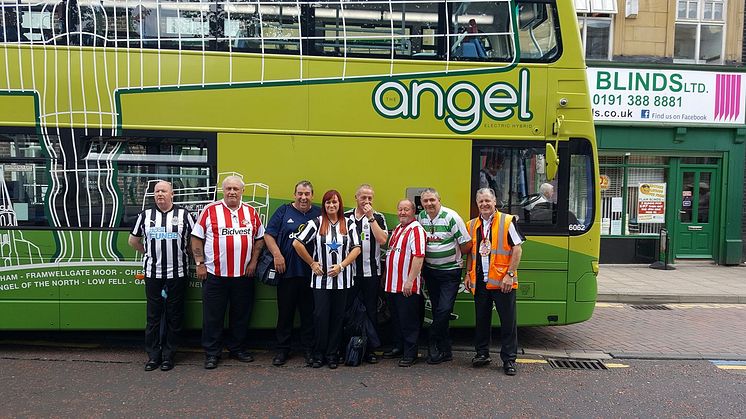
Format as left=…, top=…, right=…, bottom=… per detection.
left=293, top=190, right=361, bottom=368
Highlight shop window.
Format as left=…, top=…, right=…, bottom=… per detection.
left=681, top=156, right=719, bottom=164
left=0, top=134, right=48, bottom=227
left=674, top=0, right=725, bottom=64
left=600, top=155, right=668, bottom=237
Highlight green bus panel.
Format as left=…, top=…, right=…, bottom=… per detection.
left=453, top=300, right=567, bottom=327
left=60, top=301, right=144, bottom=330
left=0, top=301, right=59, bottom=329
left=182, top=299, right=279, bottom=330
left=566, top=300, right=596, bottom=325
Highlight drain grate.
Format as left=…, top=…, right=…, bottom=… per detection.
left=547, top=358, right=608, bottom=370
left=630, top=304, right=672, bottom=310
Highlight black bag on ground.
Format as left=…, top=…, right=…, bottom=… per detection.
left=254, top=248, right=281, bottom=286
left=344, top=335, right=367, bottom=367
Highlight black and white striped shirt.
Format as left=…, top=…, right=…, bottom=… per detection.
left=344, top=209, right=387, bottom=278
left=131, top=205, right=195, bottom=279
left=296, top=215, right=361, bottom=290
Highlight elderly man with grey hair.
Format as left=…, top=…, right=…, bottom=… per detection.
left=464, top=187, right=525, bottom=376
left=417, top=187, right=471, bottom=365
left=191, top=175, right=265, bottom=369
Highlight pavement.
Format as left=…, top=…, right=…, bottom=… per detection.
left=597, top=260, right=746, bottom=304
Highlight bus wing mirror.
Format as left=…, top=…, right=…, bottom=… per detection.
left=545, top=143, right=559, bottom=181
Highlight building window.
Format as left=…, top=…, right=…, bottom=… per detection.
left=599, top=155, right=669, bottom=237
left=575, top=0, right=617, bottom=61
left=674, top=0, right=725, bottom=64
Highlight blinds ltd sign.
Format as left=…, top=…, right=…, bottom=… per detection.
left=588, top=68, right=745, bottom=125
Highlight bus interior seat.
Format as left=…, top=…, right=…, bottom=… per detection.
left=460, top=39, right=487, bottom=58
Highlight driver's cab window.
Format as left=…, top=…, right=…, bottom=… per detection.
left=476, top=146, right=557, bottom=226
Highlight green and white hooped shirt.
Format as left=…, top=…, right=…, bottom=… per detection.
left=417, top=206, right=471, bottom=271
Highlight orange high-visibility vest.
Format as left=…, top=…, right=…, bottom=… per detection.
left=465, top=212, right=518, bottom=294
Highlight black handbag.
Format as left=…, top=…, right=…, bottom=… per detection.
left=255, top=248, right=281, bottom=286
left=344, top=336, right=367, bottom=367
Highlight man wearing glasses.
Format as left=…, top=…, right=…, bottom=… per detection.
left=417, top=188, right=471, bottom=365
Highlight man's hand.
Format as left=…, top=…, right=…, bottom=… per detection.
left=402, top=278, right=414, bottom=297
left=362, top=203, right=374, bottom=218
left=196, top=264, right=207, bottom=281
left=464, top=276, right=472, bottom=293
left=273, top=254, right=286, bottom=274
left=501, top=276, right=514, bottom=293
left=247, top=260, right=258, bottom=277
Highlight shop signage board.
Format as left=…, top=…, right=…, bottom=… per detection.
left=638, top=183, right=666, bottom=223
left=588, top=68, right=746, bottom=125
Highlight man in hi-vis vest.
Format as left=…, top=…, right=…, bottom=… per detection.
left=465, top=188, right=525, bottom=376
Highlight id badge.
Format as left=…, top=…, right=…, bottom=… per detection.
left=479, top=239, right=490, bottom=256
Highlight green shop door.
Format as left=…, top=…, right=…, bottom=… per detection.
left=674, top=168, right=719, bottom=258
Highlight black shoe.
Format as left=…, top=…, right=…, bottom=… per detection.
left=204, top=355, right=219, bottom=370
left=472, top=354, right=491, bottom=367
left=144, top=359, right=160, bottom=371
left=328, top=359, right=338, bottom=369
left=382, top=348, right=403, bottom=359
left=398, top=357, right=416, bottom=367
left=427, top=352, right=453, bottom=365
left=229, top=351, right=254, bottom=363
left=160, top=360, right=174, bottom=371
left=365, top=353, right=379, bottom=364
left=304, top=351, right=313, bottom=366
left=272, top=352, right=288, bottom=367
left=503, top=360, right=517, bottom=376
left=312, top=358, right=323, bottom=368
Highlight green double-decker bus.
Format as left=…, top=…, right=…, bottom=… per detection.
left=0, top=0, right=599, bottom=329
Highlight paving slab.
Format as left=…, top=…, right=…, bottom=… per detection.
left=597, top=262, right=746, bottom=304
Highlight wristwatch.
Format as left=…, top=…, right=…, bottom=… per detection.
left=196, top=261, right=205, bottom=266
left=506, top=271, right=515, bottom=278
left=368, top=218, right=376, bottom=223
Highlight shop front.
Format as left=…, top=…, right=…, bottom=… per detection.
left=588, top=66, right=745, bottom=265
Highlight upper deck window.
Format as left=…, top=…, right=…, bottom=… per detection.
left=1, top=0, right=562, bottom=63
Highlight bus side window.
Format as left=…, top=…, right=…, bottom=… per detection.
left=474, top=145, right=558, bottom=229
left=569, top=138, right=595, bottom=234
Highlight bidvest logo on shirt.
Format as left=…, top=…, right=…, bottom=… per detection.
left=221, top=227, right=251, bottom=236
left=371, top=68, right=532, bottom=134
left=145, top=227, right=178, bottom=240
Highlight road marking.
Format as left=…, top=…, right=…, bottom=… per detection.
left=604, top=363, right=630, bottom=368
left=517, top=359, right=547, bottom=364
left=710, top=360, right=746, bottom=370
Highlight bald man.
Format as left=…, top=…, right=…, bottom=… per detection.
left=129, top=181, right=195, bottom=371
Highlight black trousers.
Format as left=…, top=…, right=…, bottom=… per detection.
left=145, top=275, right=187, bottom=361
left=312, top=288, right=348, bottom=360
left=349, top=275, right=380, bottom=349
left=275, top=276, right=314, bottom=354
left=473, top=276, right=518, bottom=363
left=423, top=267, right=461, bottom=355
left=387, top=292, right=421, bottom=359
left=201, top=273, right=254, bottom=357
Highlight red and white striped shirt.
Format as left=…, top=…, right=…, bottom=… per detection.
left=192, top=200, right=265, bottom=277
left=385, top=220, right=426, bottom=294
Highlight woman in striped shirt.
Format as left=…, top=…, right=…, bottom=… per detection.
left=293, top=190, right=361, bottom=369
